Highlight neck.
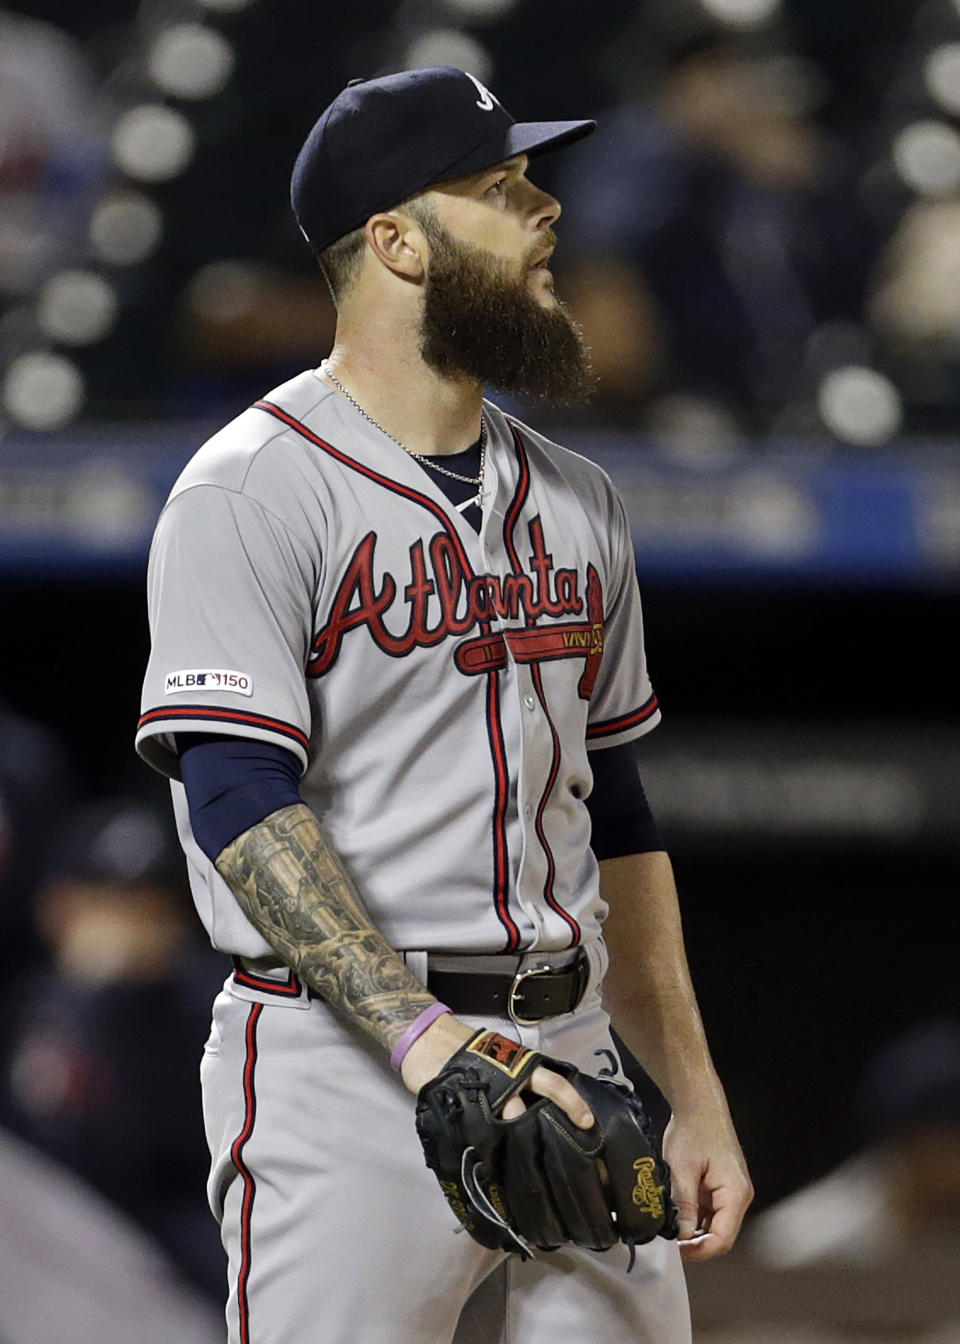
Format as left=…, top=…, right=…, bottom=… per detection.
left=322, top=326, right=484, bottom=458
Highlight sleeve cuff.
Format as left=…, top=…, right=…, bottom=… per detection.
left=136, top=705, right=310, bottom=780
left=586, top=693, right=660, bottom=750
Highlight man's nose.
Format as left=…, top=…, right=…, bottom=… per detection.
left=533, top=189, right=561, bottom=230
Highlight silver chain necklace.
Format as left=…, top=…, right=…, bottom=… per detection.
left=320, top=361, right=486, bottom=514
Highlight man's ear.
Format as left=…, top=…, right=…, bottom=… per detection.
left=365, top=211, right=426, bottom=281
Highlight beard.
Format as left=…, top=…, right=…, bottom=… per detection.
left=417, top=220, right=594, bottom=405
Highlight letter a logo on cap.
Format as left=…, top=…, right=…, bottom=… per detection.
left=464, top=71, right=498, bottom=111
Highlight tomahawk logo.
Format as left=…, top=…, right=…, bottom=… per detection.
left=465, top=71, right=498, bottom=111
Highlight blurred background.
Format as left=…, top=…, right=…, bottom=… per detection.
left=1, top=0, right=959, bottom=1339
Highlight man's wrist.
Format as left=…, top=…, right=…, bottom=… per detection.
left=399, top=1013, right=476, bottom=1094
left=390, top=1003, right=452, bottom=1070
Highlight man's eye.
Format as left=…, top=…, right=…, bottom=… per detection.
left=486, top=178, right=506, bottom=196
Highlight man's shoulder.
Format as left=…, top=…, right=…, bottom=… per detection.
left=487, top=403, right=619, bottom=507
left=170, top=369, right=335, bottom=502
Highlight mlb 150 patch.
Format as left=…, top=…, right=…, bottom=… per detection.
left=164, top=669, right=254, bottom=695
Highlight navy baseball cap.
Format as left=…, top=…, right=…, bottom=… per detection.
left=291, top=66, right=596, bottom=253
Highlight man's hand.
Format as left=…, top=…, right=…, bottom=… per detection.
left=663, top=1107, right=753, bottom=1261
left=400, top=1012, right=595, bottom=1129
left=413, top=1028, right=676, bottom=1257
left=598, top=850, right=754, bottom=1260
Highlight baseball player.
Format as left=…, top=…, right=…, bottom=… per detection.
left=137, top=66, right=752, bottom=1343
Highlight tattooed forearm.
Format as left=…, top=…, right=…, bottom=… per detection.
left=216, top=803, right=435, bottom=1052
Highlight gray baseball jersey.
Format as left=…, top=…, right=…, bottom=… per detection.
left=136, top=368, right=660, bottom=958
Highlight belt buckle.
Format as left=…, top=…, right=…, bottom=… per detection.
left=507, top=963, right=557, bottom=1027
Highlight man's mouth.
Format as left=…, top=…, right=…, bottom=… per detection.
left=528, top=242, right=555, bottom=271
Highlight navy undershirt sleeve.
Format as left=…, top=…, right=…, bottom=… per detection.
left=585, top=739, right=662, bottom=860
left=177, top=733, right=303, bottom=861
left=176, top=733, right=658, bottom=864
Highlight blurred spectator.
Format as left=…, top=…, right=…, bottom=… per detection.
left=869, top=200, right=960, bottom=431
left=555, top=36, right=877, bottom=435
left=750, top=1018, right=960, bottom=1268
left=0, top=698, right=75, bottom=1009
left=173, top=257, right=334, bottom=416
left=0, top=5, right=107, bottom=299
left=0, top=797, right=226, bottom=1300
left=0, top=1124, right=221, bottom=1344
left=686, top=1021, right=960, bottom=1340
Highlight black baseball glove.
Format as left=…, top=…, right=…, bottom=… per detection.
left=414, top=1029, right=678, bottom=1263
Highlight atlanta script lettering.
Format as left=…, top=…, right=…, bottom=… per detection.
left=308, top=518, right=586, bottom=677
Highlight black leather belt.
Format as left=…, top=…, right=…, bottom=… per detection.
left=426, top=949, right=590, bottom=1026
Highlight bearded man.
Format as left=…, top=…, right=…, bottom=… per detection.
left=136, top=66, right=752, bottom=1344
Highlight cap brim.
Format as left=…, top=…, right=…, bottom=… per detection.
left=506, top=119, right=597, bottom=159
left=435, top=118, right=596, bottom=184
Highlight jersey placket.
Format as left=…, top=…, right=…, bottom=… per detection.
left=479, top=428, right=575, bottom=952
left=389, top=413, right=568, bottom=952
left=352, top=416, right=541, bottom=953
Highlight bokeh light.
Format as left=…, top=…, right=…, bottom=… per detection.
left=69, top=461, right=157, bottom=546
left=147, top=23, right=234, bottom=100
left=37, top=271, right=119, bottom=347
left=89, top=190, right=164, bottom=266
left=869, top=201, right=960, bottom=341
left=817, top=366, right=903, bottom=446
left=892, top=120, right=960, bottom=197
left=444, top=0, right=520, bottom=19
left=111, top=105, right=196, bottom=183
left=403, top=31, right=492, bottom=83
left=2, top=352, right=86, bottom=431
left=698, top=0, right=781, bottom=29
left=923, top=44, right=960, bottom=117
left=186, top=259, right=263, bottom=323
left=647, top=394, right=740, bottom=462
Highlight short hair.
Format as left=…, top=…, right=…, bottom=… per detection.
left=315, top=194, right=439, bottom=306
left=316, top=225, right=366, bottom=306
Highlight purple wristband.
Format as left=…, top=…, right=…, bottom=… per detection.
left=390, top=1003, right=452, bottom=1071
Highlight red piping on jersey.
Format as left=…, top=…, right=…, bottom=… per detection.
left=253, top=398, right=519, bottom=952
left=230, top=1002, right=262, bottom=1344
left=231, top=957, right=303, bottom=997
left=254, top=400, right=477, bottom=574
left=502, top=421, right=530, bottom=565
left=585, top=694, right=659, bottom=740
left=138, top=705, right=309, bottom=751
left=505, top=423, right=581, bottom=947
left=485, top=672, right=515, bottom=945
left=530, top=661, right=580, bottom=945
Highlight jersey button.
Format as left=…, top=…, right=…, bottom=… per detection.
left=523, top=693, right=535, bottom=710
left=523, top=803, right=533, bottom=820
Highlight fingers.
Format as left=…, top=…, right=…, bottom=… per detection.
left=678, top=1216, right=736, bottom=1262
left=672, top=1188, right=702, bottom=1247
left=677, top=1230, right=718, bottom=1262
left=528, top=1064, right=594, bottom=1129
left=664, top=1112, right=754, bottom=1261
left=675, top=1170, right=754, bottom=1262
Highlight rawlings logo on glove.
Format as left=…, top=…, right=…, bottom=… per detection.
left=414, top=1030, right=678, bottom=1263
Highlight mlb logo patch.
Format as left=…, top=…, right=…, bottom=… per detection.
left=164, top=669, right=253, bottom=695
